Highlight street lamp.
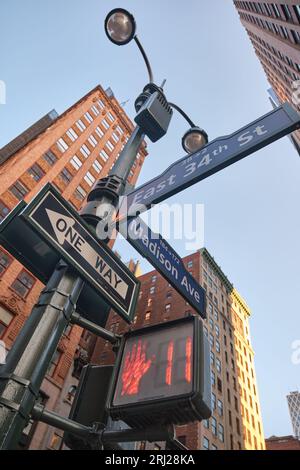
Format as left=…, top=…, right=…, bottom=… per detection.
left=104, top=8, right=208, bottom=152
left=182, top=127, right=209, bottom=154
left=104, top=8, right=136, bottom=46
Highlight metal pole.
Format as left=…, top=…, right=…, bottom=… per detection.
left=0, top=126, right=146, bottom=450
left=71, top=312, right=120, bottom=345
left=31, top=403, right=96, bottom=440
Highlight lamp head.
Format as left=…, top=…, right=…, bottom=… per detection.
left=104, top=8, right=136, bottom=46
left=182, top=127, right=208, bottom=154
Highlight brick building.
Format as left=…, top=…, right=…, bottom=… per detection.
left=265, top=435, right=300, bottom=450
left=91, top=248, right=265, bottom=450
left=0, top=84, right=147, bottom=449
left=233, top=0, right=300, bottom=153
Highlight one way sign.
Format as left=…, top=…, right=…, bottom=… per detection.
left=21, top=185, right=140, bottom=323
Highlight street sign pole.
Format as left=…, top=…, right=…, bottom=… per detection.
left=0, top=127, right=146, bottom=450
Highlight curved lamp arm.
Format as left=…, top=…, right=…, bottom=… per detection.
left=134, top=36, right=154, bottom=83
left=168, top=102, right=196, bottom=128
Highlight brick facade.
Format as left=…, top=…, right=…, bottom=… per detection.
left=265, top=435, right=300, bottom=450
left=0, top=84, right=147, bottom=449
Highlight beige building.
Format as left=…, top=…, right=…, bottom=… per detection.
left=91, top=248, right=266, bottom=450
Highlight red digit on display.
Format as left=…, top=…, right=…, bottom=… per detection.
left=185, top=336, right=192, bottom=383
left=166, top=340, right=174, bottom=385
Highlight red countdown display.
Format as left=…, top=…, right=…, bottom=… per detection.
left=107, top=316, right=212, bottom=428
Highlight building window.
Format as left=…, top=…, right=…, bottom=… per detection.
left=74, top=185, right=87, bottom=201
left=215, top=325, right=220, bottom=337
left=47, top=349, right=62, bottom=377
left=294, top=5, right=300, bottom=22
left=43, top=150, right=58, bottom=166
left=0, top=201, right=10, bottom=221
left=234, top=396, right=238, bottom=412
left=92, top=159, right=103, bottom=173
left=203, top=419, right=209, bottom=429
left=112, top=132, right=119, bottom=143
left=88, top=135, right=98, bottom=148
left=236, top=417, right=241, bottom=436
left=217, top=378, right=222, bottom=393
left=165, top=304, right=171, bottom=313
left=218, top=424, right=224, bottom=443
left=151, top=275, right=157, bottom=283
left=56, top=138, right=69, bottom=153
left=116, top=125, right=124, bottom=135
left=70, top=155, right=82, bottom=171
left=0, top=305, right=14, bottom=338
left=210, top=351, right=215, bottom=366
left=0, top=250, right=12, bottom=276
left=76, top=119, right=86, bottom=132
left=28, top=163, right=45, bottom=182
left=291, top=29, right=300, bottom=45
left=211, top=371, right=215, bottom=387
left=209, top=333, right=214, bottom=348
left=101, top=119, right=110, bottom=130
left=80, top=144, right=91, bottom=159
left=139, top=442, right=146, bottom=450
left=10, top=181, right=29, bottom=200
left=187, top=261, right=193, bottom=268
left=11, top=270, right=35, bottom=298
left=107, top=112, right=115, bottom=123
left=66, top=128, right=79, bottom=142
left=84, top=112, right=93, bottom=123
left=216, top=358, right=221, bottom=374
left=91, top=105, right=100, bottom=116
left=216, top=340, right=220, bottom=353
left=202, top=437, right=209, bottom=450
left=106, top=140, right=115, bottom=152
left=229, top=410, right=232, bottom=427
left=150, top=287, right=155, bottom=294
left=145, top=312, right=151, bottom=321
left=211, top=417, right=217, bottom=436
left=100, top=150, right=109, bottom=162
left=49, top=433, right=62, bottom=450
left=211, top=392, right=216, bottom=411
left=95, top=126, right=104, bottom=139
left=60, top=168, right=73, bottom=184
left=211, top=444, right=218, bottom=450
left=66, top=385, right=77, bottom=403
left=84, top=172, right=95, bottom=187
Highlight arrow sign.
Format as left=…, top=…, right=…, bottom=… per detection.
left=119, top=217, right=206, bottom=318
left=117, top=103, right=300, bottom=221
left=21, top=187, right=140, bottom=323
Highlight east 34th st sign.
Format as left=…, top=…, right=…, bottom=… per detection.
left=117, top=103, right=300, bottom=221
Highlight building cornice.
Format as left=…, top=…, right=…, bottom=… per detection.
left=199, top=248, right=251, bottom=317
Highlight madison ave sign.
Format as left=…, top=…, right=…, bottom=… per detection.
left=117, top=103, right=300, bottom=221
left=120, top=217, right=206, bottom=318
left=21, top=186, right=140, bottom=323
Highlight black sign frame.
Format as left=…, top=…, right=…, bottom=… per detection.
left=107, top=315, right=212, bottom=428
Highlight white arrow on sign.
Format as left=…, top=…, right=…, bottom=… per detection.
left=45, top=209, right=128, bottom=300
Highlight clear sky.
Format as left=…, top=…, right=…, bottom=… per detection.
left=1, top=0, right=300, bottom=439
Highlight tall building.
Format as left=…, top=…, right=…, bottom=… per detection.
left=233, top=0, right=300, bottom=152
left=287, top=391, right=300, bottom=439
left=0, top=84, right=147, bottom=449
left=91, top=248, right=265, bottom=450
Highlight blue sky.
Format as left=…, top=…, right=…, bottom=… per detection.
left=1, top=0, right=300, bottom=439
